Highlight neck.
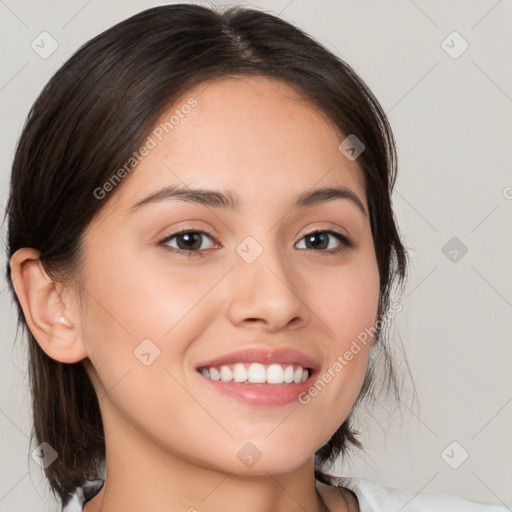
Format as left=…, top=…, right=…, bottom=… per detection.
left=83, top=413, right=334, bottom=512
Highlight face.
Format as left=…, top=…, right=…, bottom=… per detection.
left=76, top=76, right=380, bottom=475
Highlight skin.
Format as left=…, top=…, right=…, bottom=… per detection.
left=11, top=76, right=380, bottom=512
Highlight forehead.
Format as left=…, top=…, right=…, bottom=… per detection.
left=101, top=75, right=366, bottom=215
left=163, top=75, right=347, bottom=159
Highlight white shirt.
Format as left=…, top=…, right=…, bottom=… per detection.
left=61, top=476, right=508, bottom=511
left=334, top=476, right=509, bottom=511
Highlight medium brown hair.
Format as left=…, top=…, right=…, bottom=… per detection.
left=5, top=3, right=408, bottom=506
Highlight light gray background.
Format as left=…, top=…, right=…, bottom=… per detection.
left=1, top=1, right=511, bottom=510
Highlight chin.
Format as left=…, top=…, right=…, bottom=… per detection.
left=225, top=438, right=316, bottom=476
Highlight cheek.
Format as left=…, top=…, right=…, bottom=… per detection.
left=318, top=252, right=380, bottom=346
left=78, top=245, right=231, bottom=403
left=78, top=250, right=215, bottom=450
left=79, top=242, right=221, bottom=344
left=303, top=252, right=380, bottom=412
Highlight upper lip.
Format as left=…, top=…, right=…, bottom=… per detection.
left=195, top=347, right=320, bottom=372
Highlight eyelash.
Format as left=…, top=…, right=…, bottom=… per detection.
left=158, top=227, right=354, bottom=258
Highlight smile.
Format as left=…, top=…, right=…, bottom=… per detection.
left=198, top=363, right=310, bottom=385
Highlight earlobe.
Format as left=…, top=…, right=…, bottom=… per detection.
left=9, top=247, right=88, bottom=364
left=57, top=315, right=73, bottom=326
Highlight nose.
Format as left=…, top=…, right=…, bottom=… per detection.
left=226, top=240, right=311, bottom=332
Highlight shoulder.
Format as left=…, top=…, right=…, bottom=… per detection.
left=330, top=476, right=509, bottom=512
left=62, top=479, right=104, bottom=512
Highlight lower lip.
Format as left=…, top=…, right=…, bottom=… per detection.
left=197, top=371, right=317, bottom=406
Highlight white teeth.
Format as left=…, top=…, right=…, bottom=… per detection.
left=232, top=363, right=248, bottom=382
left=266, top=364, right=284, bottom=384
left=284, top=365, right=294, bottom=383
left=209, top=367, right=220, bottom=381
left=220, top=366, right=233, bottom=382
left=248, top=363, right=266, bottom=383
left=201, top=363, right=310, bottom=384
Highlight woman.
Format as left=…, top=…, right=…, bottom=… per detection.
left=5, top=4, right=506, bottom=511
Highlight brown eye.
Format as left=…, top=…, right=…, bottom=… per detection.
left=296, top=230, right=353, bottom=253
left=160, top=230, right=216, bottom=256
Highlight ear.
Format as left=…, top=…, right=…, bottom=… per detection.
left=9, top=247, right=88, bottom=363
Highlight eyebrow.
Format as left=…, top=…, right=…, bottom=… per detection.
left=129, top=184, right=367, bottom=216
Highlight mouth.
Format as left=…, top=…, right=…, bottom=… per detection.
left=197, top=362, right=312, bottom=385
left=194, top=347, right=319, bottom=406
